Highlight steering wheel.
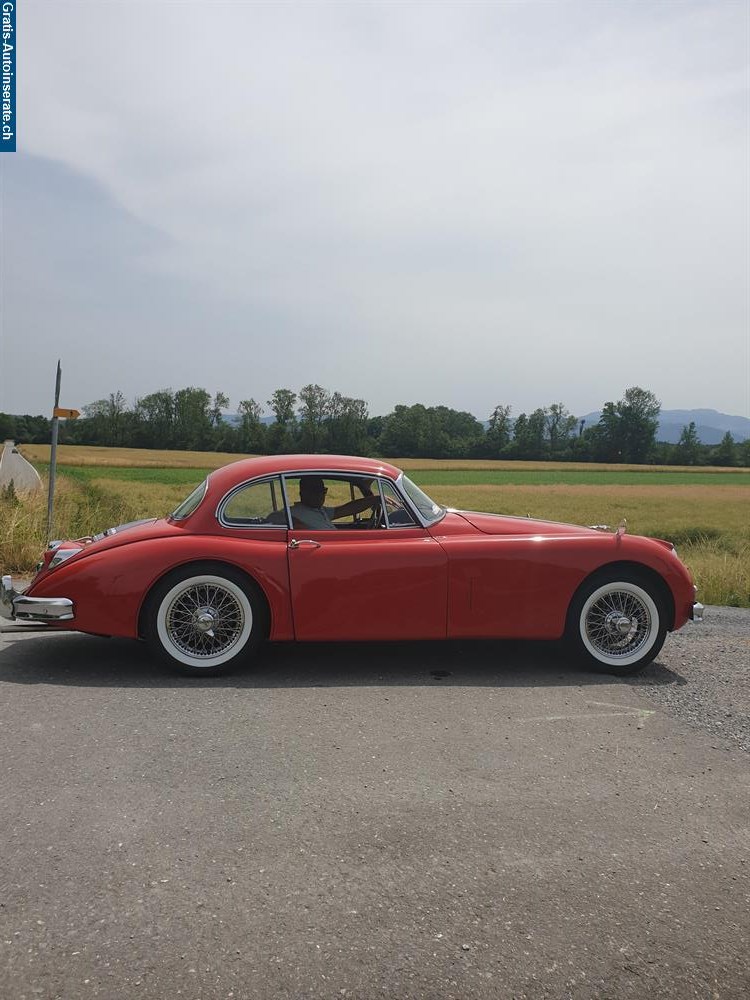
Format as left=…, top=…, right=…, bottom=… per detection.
left=366, top=497, right=384, bottom=529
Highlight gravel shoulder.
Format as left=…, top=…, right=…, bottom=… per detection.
left=631, top=606, right=750, bottom=753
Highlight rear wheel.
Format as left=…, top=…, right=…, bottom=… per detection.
left=144, top=565, right=265, bottom=675
left=566, top=572, right=667, bottom=676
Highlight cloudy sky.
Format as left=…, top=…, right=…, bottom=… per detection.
left=1, top=0, right=748, bottom=421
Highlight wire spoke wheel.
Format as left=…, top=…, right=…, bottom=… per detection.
left=584, top=589, right=651, bottom=659
left=149, top=569, right=260, bottom=674
left=165, top=583, right=245, bottom=659
left=568, top=574, right=667, bottom=675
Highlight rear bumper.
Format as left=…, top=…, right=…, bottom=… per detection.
left=1, top=575, right=75, bottom=622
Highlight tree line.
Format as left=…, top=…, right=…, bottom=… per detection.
left=1, top=384, right=747, bottom=466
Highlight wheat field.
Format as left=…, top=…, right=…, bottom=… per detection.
left=2, top=445, right=748, bottom=606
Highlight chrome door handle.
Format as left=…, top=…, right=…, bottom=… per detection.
left=288, top=539, right=322, bottom=549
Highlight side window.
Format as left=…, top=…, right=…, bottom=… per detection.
left=222, top=477, right=287, bottom=527
left=285, top=476, right=359, bottom=527
left=382, top=481, right=417, bottom=527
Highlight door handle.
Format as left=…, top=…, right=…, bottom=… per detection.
left=288, top=539, right=322, bottom=549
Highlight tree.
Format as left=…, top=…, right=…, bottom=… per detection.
left=238, top=398, right=266, bottom=454
left=674, top=422, right=702, bottom=465
left=173, top=387, right=213, bottom=450
left=484, top=404, right=512, bottom=457
left=326, top=393, right=369, bottom=454
left=267, top=389, right=297, bottom=426
left=544, top=403, right=577, bottom=458
left=267, top=389, right=298, bottom=454
left=512, top=409, right=547, bottom=459
left=589, top=387, right=661, bottom=463
left=210, top=391, right=230, bottom=428
left=134, top=389, right=175, bottom=448
left=297, top=384, right=331, bottom=452
left=712, top=431, right=737, bottom=468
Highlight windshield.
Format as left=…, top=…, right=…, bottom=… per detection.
left=170, top=479, right=208, bottom=520
left=400, top=474, right=444, bottom=524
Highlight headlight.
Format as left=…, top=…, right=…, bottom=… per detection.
left=49, top=547, right=83, bottom=570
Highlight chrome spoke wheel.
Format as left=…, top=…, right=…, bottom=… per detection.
left=166, top=583, right=245, bottom=659
left=153, top=572, right=255, bottom=671
left=571, top=576, right=665, bottom=673
left=583, top=589, right=651, bottom=659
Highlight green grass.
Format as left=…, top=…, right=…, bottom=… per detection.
left=57, top=465, right=212, bottom=486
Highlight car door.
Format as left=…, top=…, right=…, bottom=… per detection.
left=286, top=477, right=448, bottom=641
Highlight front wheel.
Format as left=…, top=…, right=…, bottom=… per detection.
left=144, top=566, right=265, bottom=675
left=566, top=573, right=667, bottom=676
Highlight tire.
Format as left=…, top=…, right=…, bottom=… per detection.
left=144, top=564, right=265, bottom=675
left=566, top=571, right=667, bottom=676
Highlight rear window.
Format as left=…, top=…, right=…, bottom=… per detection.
left=170, top=479, right=208, bottom=520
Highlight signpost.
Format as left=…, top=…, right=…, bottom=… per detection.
left=46, top=362, right=79, bottom=542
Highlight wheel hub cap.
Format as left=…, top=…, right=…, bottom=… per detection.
left=584, top=589, right=652, bottom=659
left=606, top=612, right=635, bottom=637
left=194, top=607, right=219, bottom=633
left=166, top=583, right=245, bottom=659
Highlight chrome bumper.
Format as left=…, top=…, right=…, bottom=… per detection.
left=690, top=602, right=705, bottom=622
left=1, top=575, right=74, bottom=622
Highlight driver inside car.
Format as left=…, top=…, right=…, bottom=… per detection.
left=290, top=476, right=381, bottom=530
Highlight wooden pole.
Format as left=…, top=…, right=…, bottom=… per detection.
left=46, top=360, right=62, bottom=542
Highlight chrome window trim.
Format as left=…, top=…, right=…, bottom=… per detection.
left=379, top=476, right=419, bottom=529
left=215, top=467, right=427, bottom=532
left=377, top=477, right=389, bottom=528
left=216, top=475, right=291, bottom=530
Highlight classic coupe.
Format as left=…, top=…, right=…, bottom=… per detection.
left=1, top=455, right=703, bottom=675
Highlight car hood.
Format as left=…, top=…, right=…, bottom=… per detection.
left=450, top=510, right=599, bottom=537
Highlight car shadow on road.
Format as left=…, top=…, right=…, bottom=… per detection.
left=0, top=631, right=687, bottom=689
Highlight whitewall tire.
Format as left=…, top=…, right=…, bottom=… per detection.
left=145, top=565, right=264, bottom=675
left=567, top=573, right=667, bottom=675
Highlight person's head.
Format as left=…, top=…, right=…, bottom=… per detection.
left=299, top=476, right=327, bottom=507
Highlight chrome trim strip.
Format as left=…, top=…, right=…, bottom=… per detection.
left=377, top=477, right=389, bottom=528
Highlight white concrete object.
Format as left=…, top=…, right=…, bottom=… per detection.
left=0, top=440, right=43, bottom=493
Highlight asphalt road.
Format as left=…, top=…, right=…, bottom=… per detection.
left=1, top=618, right=748, bottom=1000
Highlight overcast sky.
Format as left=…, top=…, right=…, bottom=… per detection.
left=1, top=0, right=748, bottom=421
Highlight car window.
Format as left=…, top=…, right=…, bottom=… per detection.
left=221, top=477, right=287, bottom=526
left=400, top=475, right=444, bottom=524
left=171, top=479, right=207, bottom=520
left=381, top=480, right=417, bottom=527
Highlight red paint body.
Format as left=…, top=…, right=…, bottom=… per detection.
left=26, top=455, right=696, bottom=645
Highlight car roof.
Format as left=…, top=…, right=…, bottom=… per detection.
left=205, top=454, right=403, bottom=497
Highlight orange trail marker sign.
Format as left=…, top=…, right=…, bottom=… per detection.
left=53, top=407, right=80, bottom=419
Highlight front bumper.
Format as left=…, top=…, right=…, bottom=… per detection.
left=1, top=575, right=75, bottom=622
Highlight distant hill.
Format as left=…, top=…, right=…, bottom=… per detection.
left=578, top=409, right=750, bottom=445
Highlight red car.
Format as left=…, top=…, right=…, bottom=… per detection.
left=1, top=455, right=703, bottom=676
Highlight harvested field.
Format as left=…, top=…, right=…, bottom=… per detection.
left=3, top=446, right=748, bottom=606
